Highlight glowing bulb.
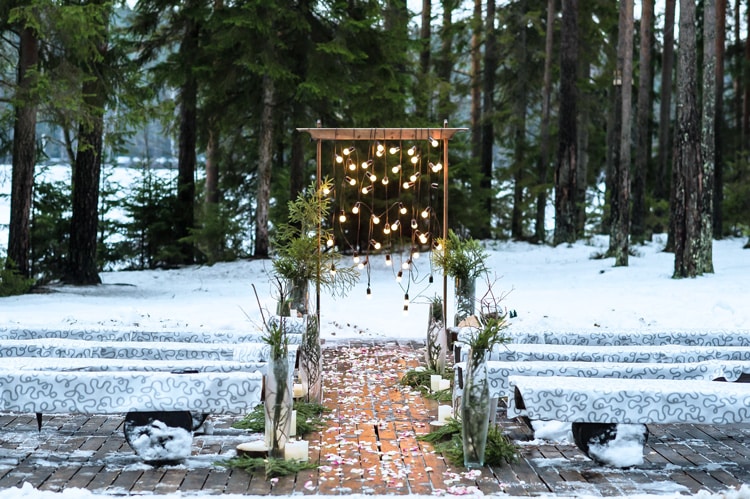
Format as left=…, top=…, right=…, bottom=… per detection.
left=368, top=173, right=377, bottom=183
left=330, top=263, right=337, bottom=275
left=410, top=172, right=420, bottom=182
left=407, top=146, right=417, bottom=156
left=389, top=146, right=400, bottom=154
left=396, top=270, right=403, bottom=282
left=370, top=239, right=381, bottom=250
left=326, top=237, right=334, bottom=247
left=353, top=252, right=360, bottom=264
left=362, top=185, right=373, bottom=194
left=381, top=176, right=389, bottom=185
left=357, top=261, right=365, bottom=270
left=399, top=203, right=407, bottom=215
left=412, top=249, right=421, bottom=259
left=402, top=260, right=410, bottom=270
left=404, top=293, right=409, bottom=306
left=339, top=210, right=347, bottom=223
left=429, top=136, right=439, bottom=147
left=322, top=186, right=331, bottom=196
left=403, top=181, right=413, bottom=189
left=419, top=232, right=429, bottom=244
left=347, top=159, right=356, bottom=171
left=335, top=154, right=344, bottom=163
left=411, top=218, right=418, bottom=230
left=372, top=214, right=380, bottom=224
left=421, top=207, right=430, bottom=218
left=410, top=155, right=419, bottom=164
left=385, top=254, right=392, bottom=266
left=430, top=162, right=443, bottom=172
left=352, top=203, right=360, bottom=214
left=383, top=223, right=391, bottom=235
left=391, top=164, right=401, bottom=174
left=376, top=142, right=385, bottom=155
left=361, top=159, right=373, bottom=169
left=345, top=176, right=356, bottom=186
left=434, top=241, right=443, bottom=251
left=391, top=220, right=400, bottom=230
left=343, top=146, right=355, bottom=155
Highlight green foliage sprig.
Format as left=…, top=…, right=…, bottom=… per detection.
left=217, top=455, right=317, bottom=479
left=431, top=230, right=489, bottom=281
left=418, top=418, right=518, bottom=467
left=0, top=258, right=34, bottom=297
left=232, top=401, right=328, bottom=435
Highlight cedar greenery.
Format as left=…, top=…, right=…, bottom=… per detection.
left=217, top=455, right=317, bottom=479
left=417, top=418, right=518, bottom=467
left=431, top=230, right=489, bottom=281
left=232, top=401, right=328, bottom=436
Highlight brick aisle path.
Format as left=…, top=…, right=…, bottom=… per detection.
left=0, top=341, right=749, bottom=495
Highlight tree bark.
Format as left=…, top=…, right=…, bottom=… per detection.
left=610, top=0, right=634, bottom=267
left=672, top=0, right=702, bottom=278
left=176, top=17, right=199, bottom=265
left=255, top=74, right=275, bottom=258
left=205, top=127, right=219, bottom=205
left=632, top=0, right=653, bottom=244
left=511, top=3, right=527, bottom=240
left=534, top=0, right=555, bottom=244
left=480, top=0, right=497, bottom=239
left=470, top=0, right=482, bottom=162
left=656, top=0, right=676, bottom=202
left=713, top=0, right=726, bottom=239
left=437, top=0, right=456, bottom=121
left=698, top=0, right=716, bottom=274
left=8, top=24, right=39, bottom=279
left=415, top=0, right=431, bottom=121
left=553, top=0, right=578, bottom=246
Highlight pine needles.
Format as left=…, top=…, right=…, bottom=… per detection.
left=418, top=418, right=518, bottom=467
left=232, top=401, right=328, bottom=435
left=217, top=455, right=317, bottom=479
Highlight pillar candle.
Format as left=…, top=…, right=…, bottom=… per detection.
left=284, top=439, right=309, bottom=462
left=438, top=405, right=453, bottom=423
left=430, top=374, right=442, bottom=392
left=438, top=379, right=451, bottom=391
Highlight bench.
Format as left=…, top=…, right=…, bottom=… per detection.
left=0, top=319, right=302, bottom=463
left=508, top=375, right=750, bottom=467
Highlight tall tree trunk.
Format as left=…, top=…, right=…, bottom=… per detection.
left=672, top=0, right=702, bottom=278
left=66, top=6, right=111, bottom=285
left=255, top=75, right=275, bottom=258
left=632, top=0, right=654, bottom=244
left=289, top=0, right=311, bottom=203
left=734, top=0, right=742, bottom=135
left=610, top=0, right=634, bottom=267
left=575, top=59, right=589, bottom=238
left=535, top=0, right=555, bottom=243
left=205, top=126, right=219, bottom=205
left=176, top=18, right=199, bottom=265
left=8, top=25, right=39, bottom=279
left=511, top=3, right=528, bottom=240
left=713, top=0, right=726, bottom=239
left=698, top=0, right=716, bottom=274
left=744, top=4, right=750, bottom=141
left=553, top=0, right=578, bottom=246
left=656, top=0, right=676, bottom=202
left=415, top=0, right=431, bottom=121
left=437, top=0, right=455, bottom=121
left=470, top=0, right=482, bottom=161
left=480, top=0, right=497, bottom=239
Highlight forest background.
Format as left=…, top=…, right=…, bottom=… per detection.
left=0, top=0, right=748, bottom=295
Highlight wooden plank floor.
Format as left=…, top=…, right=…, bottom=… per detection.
left=0, top=341, right=749, bottom=496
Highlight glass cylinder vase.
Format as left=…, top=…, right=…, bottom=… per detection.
left=299, top=315, right=323, bottom=404
left=425, top=298, right=446, bottom=373
left=264, top=355, right=293, bottom=459
left=461, top=347, right=491, bottom=468
left=454, top=276, right=477, bottom=326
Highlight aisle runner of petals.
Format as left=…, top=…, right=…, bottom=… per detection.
left=305, top=343, right=508, bottom=496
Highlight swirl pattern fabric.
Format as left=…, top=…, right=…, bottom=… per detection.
left=0, top=370, right=263, bottom=415
left=454, top=360, right=750, bottom=401
left=508, top=375, right=750, bottom=424
left=0, top=357, right=267, bottom=373
left=451, top=327, right=750, bottom=347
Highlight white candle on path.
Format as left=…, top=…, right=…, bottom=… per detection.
left=438, top=405, right=453, bottom=423
left=293, top=383, right=305, bottom=398
left=430, top=374, right=442, bottom=392
left=290, top=410, right=297, bottom=437
left=284, top=439, right=309, bottom=461
left=438, top=379, right=451, bottom=391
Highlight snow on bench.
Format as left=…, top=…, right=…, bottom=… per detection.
left=508, top=375, right=750, bottom=468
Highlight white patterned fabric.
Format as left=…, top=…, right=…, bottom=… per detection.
left=0, top=370, right=263, bottom=415
left=450, top=327, right=750, bottom=347
left=0, top=357, right=266, bottom=373
left=454, top=359, right=750, bottom=401
left=461, top=343, right=750, bottom=363
left=508, top=375, right=750, bottom=424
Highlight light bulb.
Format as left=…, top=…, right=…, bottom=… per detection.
left=391, top=164, right=401, bottom=174
left=403, top=304, right=409, bottom=315
left=421, top=207, right=430, bottom=218
left=370, top=239, right=381, bottom=250
left=353, top=252, right=360, bottom=264
left=419, top=232, right=429, bottom=244
left=410, top=172, right=420, bottom=182
left=410, top=155, right=419, bottom=164
left=348, top=159, right=356, bottom=171
left=389, top=146, right=400, bottom=154
left=391, top=220, right=400, bottom=230
left=403, top=181, right=413, bottom=189
left=322, top=186, right=331, bottom=196
left=368, top=172, right=377, bottom=182
left=346, top=176, right=356, bottom=186
left=385, top=254, right=392, bottom=266
left=429, top=275, right=434, bottom=283
left=383, top=223, right=391, bottom=235
left=376, top=142, right=385, bottom=155
left=357, top=261, right=365, bottom=270
left=372, top=214, right=380, bottom=224
left=381, top=176, right=389, bottom=185
left=339, top=210, right=347, bottom=223
left=407, top=146, right=417, bottom=156
left=352, top=203, right=360, bottom=214
left=362, top=185, right=373, bottom=194
left=412, top=249, right=420, bottom=259
left=396, top=270, right=403, bottom=282
left=367, top=286, right=372, bottom=298
left=404, top=293, right=409, bottom=306
left=434, top=241, right=443, bottom=251
left=343, top=146, right=355, bottom=155
left=402, top=260, right=410, bottom=270
left=429, top=136, right=439, bottom=147
left=330, top=263, right=336, bottom=275
left=411, top=218, right=418, bottom=230
left=361, top=159, right=373, bottom=169
left=431, top=162, right=443, bottom=172
left=327, top=237, right=334, bottom=247
left=399, top=203, right=407, bottom=215
left=335, top=154, right=344, bottom=163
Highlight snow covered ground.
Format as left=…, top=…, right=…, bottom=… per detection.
left=0, top=235, right=748, bottom=498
